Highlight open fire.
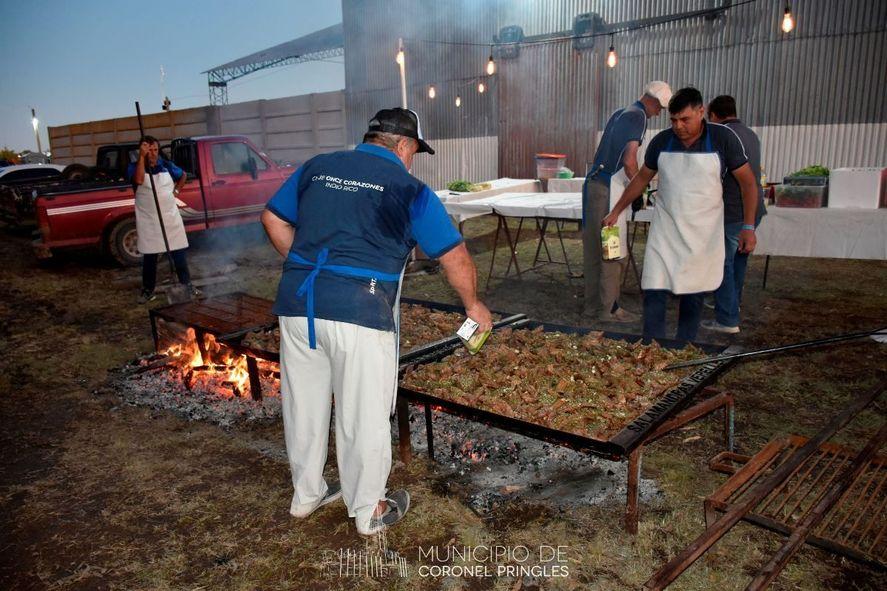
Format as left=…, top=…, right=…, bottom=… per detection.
left=162, top=328, right=264, bottom=398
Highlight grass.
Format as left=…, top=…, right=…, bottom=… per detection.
left=1, top=218, right=885, bottom=590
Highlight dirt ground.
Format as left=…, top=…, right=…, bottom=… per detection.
left=1, top=218, right=885, bottom=591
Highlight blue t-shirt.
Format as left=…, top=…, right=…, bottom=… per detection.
left=266, top=143, right=463, bottom=332
left=643, top=121, right=748, bottom=177
left=125, top=158, right=184, bottom=189
left=587, top=101, right=647, bottom=183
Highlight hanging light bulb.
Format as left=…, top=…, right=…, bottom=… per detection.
left=606, top=36, right=618, bottom=68
left=486, top=52, right=496, bottom=76
left=781, top=3, right=794, bottom=33
left=428, top=85, right=436, bottom=99
left=396, top=48, right=405, bottom=65
left=455, top=95, right=461, bottom=107
left=478, top=82, right=485, bottom=94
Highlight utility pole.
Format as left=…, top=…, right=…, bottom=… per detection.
left=30, top=108, right=42, bottom=154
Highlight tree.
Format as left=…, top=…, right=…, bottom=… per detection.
left=0, top=147, right=20, bottom=165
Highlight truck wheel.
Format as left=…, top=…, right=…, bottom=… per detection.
left=62, top=163, right=93, bottom=181
left=108, top=218, right=141, bottom=266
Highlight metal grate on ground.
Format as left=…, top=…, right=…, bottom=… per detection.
left=707, top=435, right=886, bottom=569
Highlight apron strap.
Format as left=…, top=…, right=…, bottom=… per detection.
left=289, top=249, right=400, bottom=349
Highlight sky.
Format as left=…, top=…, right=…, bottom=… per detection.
left=0, top=0, right=344, bottom=152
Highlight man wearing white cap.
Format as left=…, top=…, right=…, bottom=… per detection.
left=582, top=81, right=672, bottom=323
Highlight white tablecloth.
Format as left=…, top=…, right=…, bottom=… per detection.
left=443, top=192, right=580, bottom=220
left=443, top=191, right=657, bottom=224
left=755, top=207, right=887, bottom=260
left=546, top=177, right=585, bottom=192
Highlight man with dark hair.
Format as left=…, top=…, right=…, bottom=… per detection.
left=702, top=95, right=767, bottom=334
left=603, top=87, right=760, bottom=343
left=582, top=81, right=672, bottom=323
left=126, top=135, right=196, bottom=303
left=262, top=108, right=492, bottom=536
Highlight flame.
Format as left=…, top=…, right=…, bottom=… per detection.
left=162, top=329, right=272, bottom=398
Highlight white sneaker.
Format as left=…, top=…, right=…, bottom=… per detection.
left=700, top=320, right=740, bottom=334
left=290, top=482, right=342, bottom=518
left=356, top=489, right=410, bottom=536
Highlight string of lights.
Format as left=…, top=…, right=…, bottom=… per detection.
left=398, top=0, right=794, bottom=108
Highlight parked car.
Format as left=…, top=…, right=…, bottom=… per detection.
left=0, top=163, right=65, bottom=183
left=3, top=136, right=290, bottom=265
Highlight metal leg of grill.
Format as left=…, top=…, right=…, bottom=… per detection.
left=246, top=355, right=262, bottom=401
left=397, top=397, right=412, bottom=464
left=425, top=404, right=434, bottom=460
left=626, top=450, right=642, bottom=534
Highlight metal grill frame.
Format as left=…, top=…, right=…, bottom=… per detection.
left=397, top=319, right=733, bottom=461
left=706, top=435, right=887, bottom=570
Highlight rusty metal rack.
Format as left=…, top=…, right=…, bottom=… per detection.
left=396, top=319, right=736, bottom=532
left=707, top=435, right=887, bottom=570
left=149, top=292, right=277, bottom=400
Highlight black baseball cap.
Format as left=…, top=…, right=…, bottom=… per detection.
left=367, top=108, right=435, bottom=155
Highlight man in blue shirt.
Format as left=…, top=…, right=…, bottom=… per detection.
left=603, top=88, right=760, bottom=344
left=262, top=108, right=492, bottom=536
left=583, top=81, right=672, bottom=323
left=701, top=95, right=767, bottom=334
left=126, top=136, right=196, bottom=303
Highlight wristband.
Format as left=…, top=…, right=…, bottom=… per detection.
left=742, top=224, right=755, bottom=231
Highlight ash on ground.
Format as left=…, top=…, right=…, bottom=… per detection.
left=399, top=407, right=661, bottom=514
left=109, top=359, right=281, bottom=428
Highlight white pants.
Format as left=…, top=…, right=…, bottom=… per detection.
left=278, top=316, right=397, bottom=530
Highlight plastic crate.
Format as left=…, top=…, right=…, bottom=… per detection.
left=774, top=184, right=828, bottom=208
left=783, top=175, right=828, bottom=187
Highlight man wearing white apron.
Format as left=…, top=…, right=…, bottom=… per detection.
left=583, top=81, right=672, bottom=323
left=127, top=136, right=195, bottom=304
left=603, top=88, right=760, bottom=343
left=262, top=108, right=492, bottom=536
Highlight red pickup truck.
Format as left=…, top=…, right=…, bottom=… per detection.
left=26, top=135, right=291, bottom=265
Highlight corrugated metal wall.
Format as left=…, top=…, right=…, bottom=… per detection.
left=343, top=0, right=886, bottom=181
left=410, top=136, right=498, bottom=190
left=343, top=0, right=499, bottom=142
left=48, top=91, right=347, bottom=167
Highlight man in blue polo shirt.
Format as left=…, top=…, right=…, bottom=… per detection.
left=603, top=87, right=760, bottom=343
left=262, top=108, right=492, bottom=536
left=583, top=81, right=672, bottom=323
left=126, top=135, right=197, bottom=303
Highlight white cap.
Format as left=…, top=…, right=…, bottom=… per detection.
left=643, top=81, right=673, bottom=108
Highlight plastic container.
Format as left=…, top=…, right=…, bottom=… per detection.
left=774, top=184, right=828, bottom=208
left=535, top=153, right=566, bottom=179
left=828, top=167, right=884, bottom=209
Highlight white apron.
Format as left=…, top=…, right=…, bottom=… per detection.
left=608, top=169, right=630, bottom=260
left=641, top=134, right=725, bottom=294
left=134, top=168, right=188, bottom=254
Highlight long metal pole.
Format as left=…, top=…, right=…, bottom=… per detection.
left=398, top=38, right=407, bottom=108
left=31, top=108, right=42, bottom=154
left=664, top=327, right=887, bottom=370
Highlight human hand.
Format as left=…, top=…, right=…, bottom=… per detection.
left=465, top=301, right=493, bottom=333
left=738, top=229, right=757, bottom=253
left=601, top=210, right=619, bottom=228
left=138, top=142, right=150, bottom=160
